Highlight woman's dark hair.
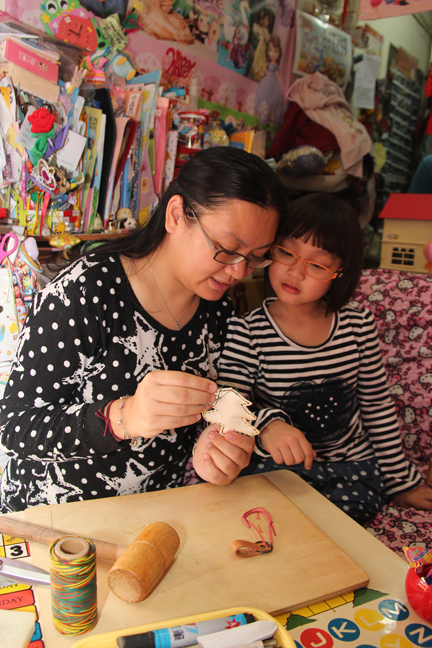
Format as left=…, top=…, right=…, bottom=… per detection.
left=95, top=147, right=287, bottom=259
left=274, top=193, right=364, bottom=312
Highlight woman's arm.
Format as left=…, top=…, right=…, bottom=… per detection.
left=0, top=264, right=120, bottom=462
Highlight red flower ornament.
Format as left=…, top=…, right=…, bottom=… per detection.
left=28, top=107, right=56, bottom=133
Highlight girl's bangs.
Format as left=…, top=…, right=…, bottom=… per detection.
left=280, top=217, right=347, bottom=261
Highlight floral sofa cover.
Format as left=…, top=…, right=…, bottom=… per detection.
left=351, top=269, right=432, bottom=557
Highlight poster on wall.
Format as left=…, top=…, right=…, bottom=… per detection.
left=352, top=24, right=383, bottom=57
left=358, top=0, right=432, bottom=21
left=6, top=0, right=297, bottom=128
left=292, top=10, right=352, bottom=92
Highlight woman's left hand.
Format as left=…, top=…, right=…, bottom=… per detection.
left=193, top=426, right=254, bottom=486
left=393, top=484, right=432, bottom=510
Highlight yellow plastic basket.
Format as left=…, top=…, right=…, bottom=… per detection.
left=71, top=607, right=295, bottom=648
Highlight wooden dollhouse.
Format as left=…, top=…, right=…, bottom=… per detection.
left=379, top=193, right=432, bottom=273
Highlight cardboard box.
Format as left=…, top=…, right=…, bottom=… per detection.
left=0, top=38, right=59, bottom=83
left=0, top=61, right=59, bottom=103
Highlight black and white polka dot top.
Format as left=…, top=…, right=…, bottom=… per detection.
left=0, top=253, right=234, bottom=512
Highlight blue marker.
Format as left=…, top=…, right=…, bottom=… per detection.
left=117, top=613, right=255, bottom=648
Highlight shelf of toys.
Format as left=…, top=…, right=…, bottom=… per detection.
left=0, top=9, right=271, bottom=401
left=0, top=11, right=266, bottom=256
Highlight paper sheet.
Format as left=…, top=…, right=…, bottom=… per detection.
left=352, top=54, right=381, bottom=110
left=55, top=128, right=87, bottom=173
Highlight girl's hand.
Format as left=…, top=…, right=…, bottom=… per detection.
left=260, top=420, right=316, bottom=469
left=110, top=371, right=217, bottom=441
left=193, top=426, right=254, bottom=485
left=393, top=484, right=432, bottom=510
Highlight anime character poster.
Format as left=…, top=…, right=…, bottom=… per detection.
left=358, top=0, right=432, bottom=21
left=293, top=10, right=352, bottom=91
left=217, top=0, right=251, bottom=75
left=5, top=0, right=296, bottom=125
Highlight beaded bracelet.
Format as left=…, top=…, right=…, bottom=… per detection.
left=118, top=395, right=138, bottom=446
left=96, top=398, right=137, bottom=446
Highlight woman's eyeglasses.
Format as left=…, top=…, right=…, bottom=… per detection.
left=189, top=209, right=273, bottom=269
left=270, top=245, right=343, bottom=282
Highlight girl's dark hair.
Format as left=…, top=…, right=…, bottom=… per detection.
left=275, top=193, right=364, bottom=312
left=96, top=147, right=287, bottom=259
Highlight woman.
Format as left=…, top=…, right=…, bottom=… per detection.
left=0, top=147, right=285, bottom=512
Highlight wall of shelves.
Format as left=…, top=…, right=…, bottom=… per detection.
left=378, top=68, right=422, bottom=203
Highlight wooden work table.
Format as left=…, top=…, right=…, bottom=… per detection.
left=1, top=471, right=409, bottom=648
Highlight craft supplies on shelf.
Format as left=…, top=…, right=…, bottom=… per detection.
left=0, top=10, right=269, bottom=248
left=378, top=68, right=421, bottom=202
left=177, top=110, right=208, bottom=149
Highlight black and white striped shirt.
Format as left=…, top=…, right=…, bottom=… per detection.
left=218, top=298, right=421, bottom=496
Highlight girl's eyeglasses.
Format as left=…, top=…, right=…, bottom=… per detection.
left=270, top=245, right=343, bottom=282
left=189, top=209, right=273, bottom=269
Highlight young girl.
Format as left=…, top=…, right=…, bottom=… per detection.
left=218, top=193, right=432, bottom=523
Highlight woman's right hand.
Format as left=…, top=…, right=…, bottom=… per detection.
left=109, top=371, right=217, bottom=441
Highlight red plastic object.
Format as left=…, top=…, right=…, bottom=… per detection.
left=405, top=566, right=432, bottom=623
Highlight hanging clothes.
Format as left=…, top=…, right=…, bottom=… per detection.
left=266, top=101, right=340, bottom=160
left=272, top=72, right=373, bottom=178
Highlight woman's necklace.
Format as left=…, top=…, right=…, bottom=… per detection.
left=148, top=260, right=196, bottom=331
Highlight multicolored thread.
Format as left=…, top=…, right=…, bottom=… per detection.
left=49, top=536, right=98, bottom=635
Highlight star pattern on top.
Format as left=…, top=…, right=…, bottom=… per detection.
left=203, top=387, right=258, bottom=436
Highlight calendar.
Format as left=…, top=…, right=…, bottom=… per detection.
left=0, top=533, right=45, bottom=648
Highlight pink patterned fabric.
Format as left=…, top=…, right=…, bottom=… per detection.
left=351, top=269, right=432, bottom=557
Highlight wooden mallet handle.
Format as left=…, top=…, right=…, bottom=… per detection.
left=0, top=517, right=125, bottom=562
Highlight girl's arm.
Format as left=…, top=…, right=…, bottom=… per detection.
left=218, top=315, right=314, bottom=467
left=355, top=308, right=425, bottom=500
left=217, top=315, right=292, bottom=430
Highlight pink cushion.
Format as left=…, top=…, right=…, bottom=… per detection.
left=352, top=269, right=432, bottom=557
left=351, top=269, right=432, bottom=470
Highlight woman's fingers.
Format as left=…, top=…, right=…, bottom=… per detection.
left=138, top=371, right=217, bottom=407
left=122, top=371, right=218, bottom=439
left=192, top=427, right=254, bottom=485
left=206, top=429, right=254, bottom=470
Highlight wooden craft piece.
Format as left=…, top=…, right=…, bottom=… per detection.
left=203, top=387, right=258, bottom=436
left=107, top=522, right=180, bottom=603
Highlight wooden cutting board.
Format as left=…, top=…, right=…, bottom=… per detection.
left=25, top=475, right=368, bottom=645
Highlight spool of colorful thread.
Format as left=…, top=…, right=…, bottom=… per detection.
left=49, top=535, right=98, bottom=635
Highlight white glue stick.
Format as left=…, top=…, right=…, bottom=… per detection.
left=198, top=621, right=277, bottom=648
